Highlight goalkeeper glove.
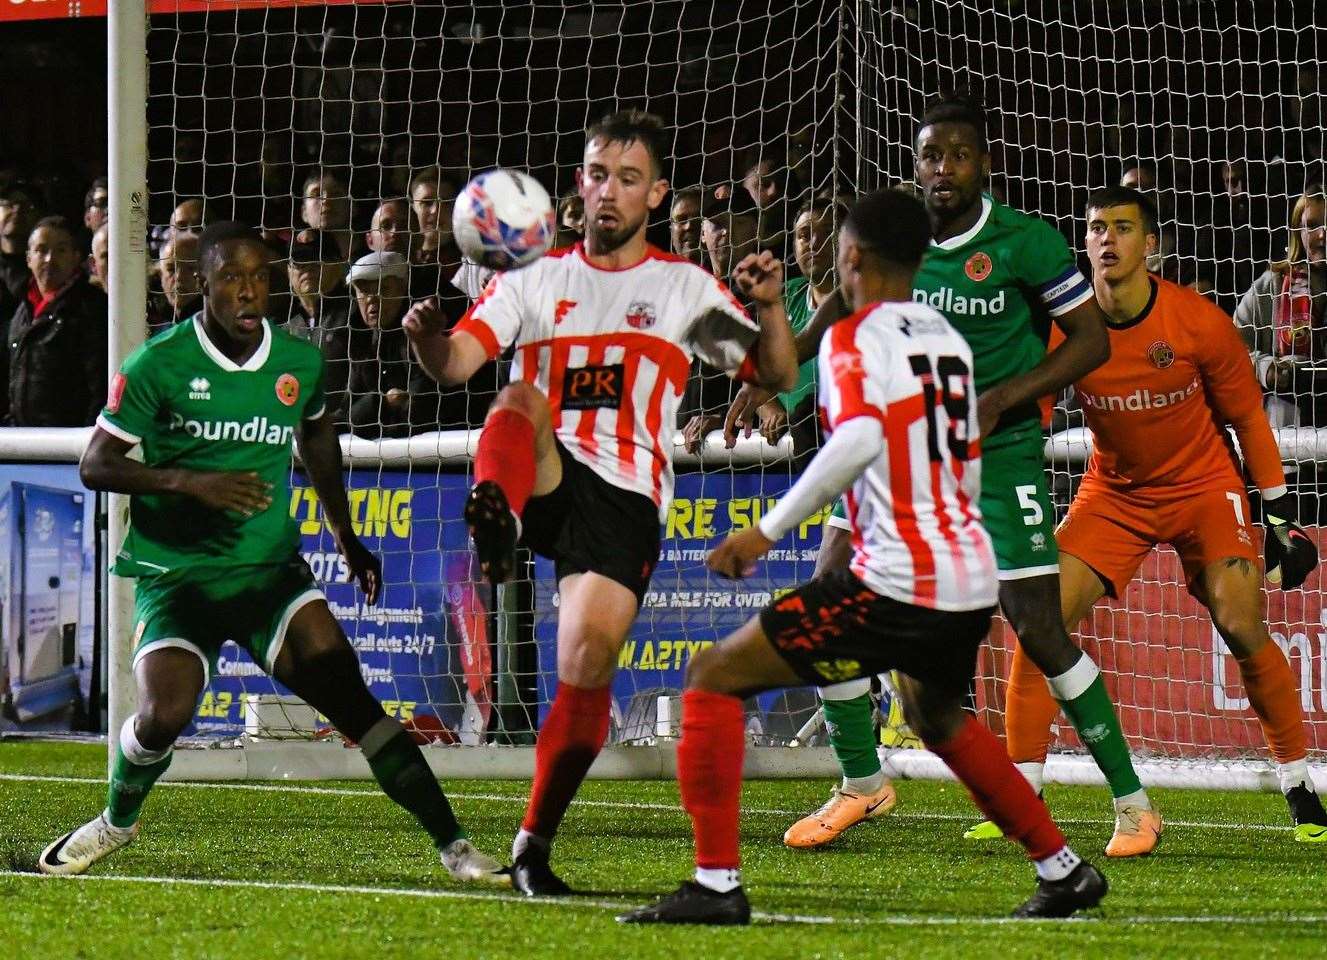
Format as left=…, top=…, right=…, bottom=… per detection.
left=1262, top=494, right=1318, bottom=590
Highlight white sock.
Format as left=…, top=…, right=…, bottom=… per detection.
left=512, top=828, right=548, bottom=861
left=1034, top=845, right=1082, bottom=882
left=1045, top=653, right=1099, bottom=702
left=1277, top=758, right=1312, bottom=794
left=120, top=715, right=172, bottom=766
left=694, top=867, right=741, bottom=893
left=1113, top=788, right=1151, bottom=812
left=842, top=771, right=887, bottom=795
left=1014, top=761, right=1045, bottom=795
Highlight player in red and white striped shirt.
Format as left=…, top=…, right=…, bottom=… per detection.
left=620, top=189, right=1105, bottom=926
left=404, top=110, right=798, bottom=895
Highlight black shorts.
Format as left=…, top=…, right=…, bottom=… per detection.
left=520, top=439, right=660, bottom=604
left=758, top=568, right=995, bottom=691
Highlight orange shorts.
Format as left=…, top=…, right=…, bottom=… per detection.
left=1056, top=484, right=1260, bottom=598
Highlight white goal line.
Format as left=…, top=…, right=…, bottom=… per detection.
left=2, top=871, right=1322, bottom=928
left=0, top=772, right=1296, bottom=833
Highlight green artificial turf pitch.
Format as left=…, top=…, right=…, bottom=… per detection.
left=1, top=741, right=1323, bottom=959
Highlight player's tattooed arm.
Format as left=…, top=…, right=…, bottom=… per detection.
left=977, top=297, right=1110, bottom=437
left=294, top=413, right=382, bottom=603
left=80, top=427, right=272, bottom=516
left=402, top=297, right=490, bottom=387
left=732, top=251, right=799, bottom=393
left=722, top=285, right=848, bottom=447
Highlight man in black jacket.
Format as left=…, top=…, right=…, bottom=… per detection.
left=4, top=216, right=107, bottom=426
left=0, top=181, right=41, bottom=322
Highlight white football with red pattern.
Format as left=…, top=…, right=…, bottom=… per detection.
left=452, top=168, right=556, bottom=271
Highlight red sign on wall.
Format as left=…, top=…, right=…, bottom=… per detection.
left=974, top=537, right=1327, bottom=760
left=0, top=0, right=403, bottom=23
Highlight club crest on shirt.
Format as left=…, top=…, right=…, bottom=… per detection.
left=964, top=251, right=993, bottom=282
left=1147, top=340, right=1175, bottom=369
left=275, top=373, right=300, bottom=406
left=625, top=300, right=657, bottom=329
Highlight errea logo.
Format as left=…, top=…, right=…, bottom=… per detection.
left=188, top=377, right=211, bottom=400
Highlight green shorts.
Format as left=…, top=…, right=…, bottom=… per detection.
left=131, top=560, right=325, bottom=685
left=828, top=496, right=850, bottom=530
left=979, top=436, right=1058, bottom=579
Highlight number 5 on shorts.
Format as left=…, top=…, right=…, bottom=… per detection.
left=1016, top=484, right=1044, bottom=526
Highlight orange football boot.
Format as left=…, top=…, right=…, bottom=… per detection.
left=783, top=782, right=898, bottom=849
left=1105, top=803, right=1163, bottom=857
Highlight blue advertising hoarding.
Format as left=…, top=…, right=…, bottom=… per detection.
left=190, top=469, right=490, bottom=740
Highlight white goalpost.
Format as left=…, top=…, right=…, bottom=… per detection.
left=52, top=0, right=1324, bottom=789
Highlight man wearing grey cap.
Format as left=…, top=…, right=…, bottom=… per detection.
left=326, top=250, right=443, bottom=438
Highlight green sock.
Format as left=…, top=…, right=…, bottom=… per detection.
left=362, top=718, right=464, bottom=849
left=106, top=744, right=172, bottom=829
left=1054, top=672, right=1143, bottom=799
left=823, top=693, right=882, bottom=782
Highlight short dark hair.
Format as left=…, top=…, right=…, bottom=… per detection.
left=844, top=189, right=932, bottom=269
left=794, top=193, right=849, bottom=229
left=702, top=190, right=759, bottom=226
left=301, top=169, right=349, bottom=197
left=671, top=186, right=703, bottom=210
left=85, top=176, right=108, bottom=209
left=30, top=215, right=78, bottom=245
left=585, top=109, right=669, bottom=179
left=198, top=221, right=268, bottom=274
left=1, top=179, right=44, bottom=209
left=1085, top=185, right=1159, bottom=236
left=916, top=85, right=989, bottom=153
left=408, top=166, right=460, bottom=199
left=557, top=190, right=584, bottom=218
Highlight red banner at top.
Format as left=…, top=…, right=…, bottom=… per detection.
left=1, top=0, right=401, bottom=23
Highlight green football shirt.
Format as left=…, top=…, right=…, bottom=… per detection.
left=912, top=194, right=1094, bottom=448
left=778, top=275, right=819, bottom=413
left=98, top=315, right=326, bottom=576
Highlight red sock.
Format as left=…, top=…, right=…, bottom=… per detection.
left=521, top=682, right=611, bottom=839
left=678, top=689, right=746, bottom=870
left=1236, top=642, right=1309, bottom=764
left=476, top=408, right=536, bottom=515
left=929, top=715, right=1066, bottom=861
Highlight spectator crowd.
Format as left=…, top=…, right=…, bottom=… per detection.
left=0, top=135, right=1322, bottom=511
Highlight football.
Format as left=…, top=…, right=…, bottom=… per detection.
left=451, top=168, right=556, bottom=270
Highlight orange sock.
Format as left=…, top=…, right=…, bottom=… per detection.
left=1005, top=644, right=1059, bottom=765
left=1235, top=641, right=1308, bottom=764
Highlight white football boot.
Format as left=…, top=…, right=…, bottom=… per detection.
left=440, top=838, right=510, bottom=886
left=38, top=811, right=139, bottom=875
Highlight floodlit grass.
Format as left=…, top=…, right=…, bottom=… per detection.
left=2, top=741, right=1323, bottom=959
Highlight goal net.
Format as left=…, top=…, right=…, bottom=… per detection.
left=112, top=0, right=844, bottom=780
left=84, top=0, right=1327, bottom=787
left=851, top=0, right=1327, bottom=789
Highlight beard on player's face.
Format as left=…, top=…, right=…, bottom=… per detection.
left=585, top=209, right=646, bottom=253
